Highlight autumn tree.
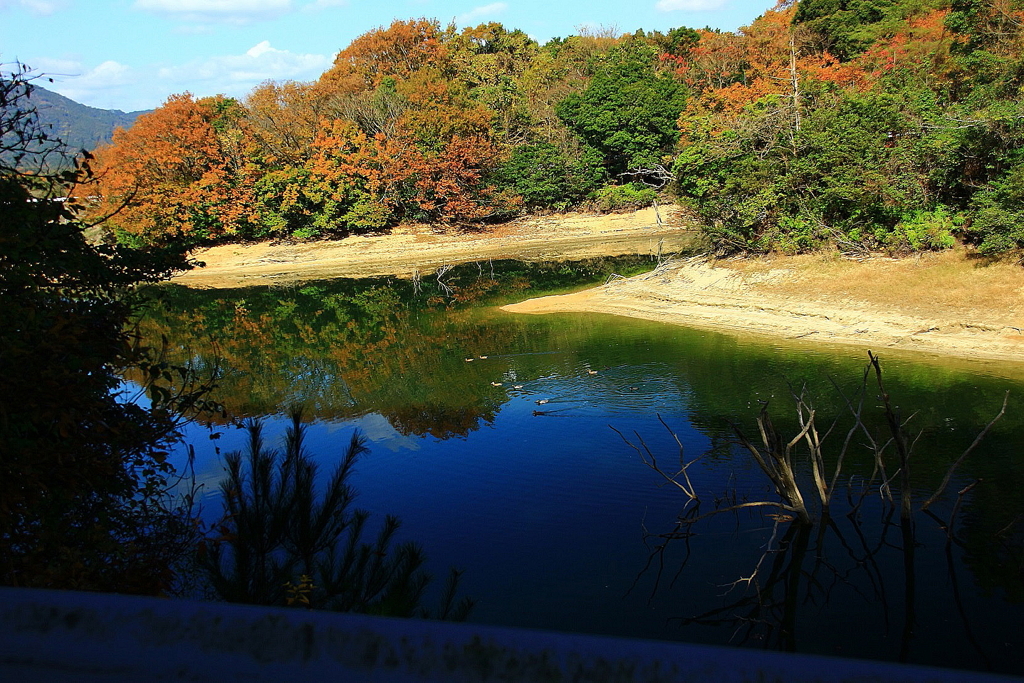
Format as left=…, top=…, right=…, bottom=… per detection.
left=664, top=28, right=747, bottom=94
left=91, top=93, right=256, bottom=246
left=318, top=18, right=449, bottom=95
left=80, top=6, right=1024, bottom=255
left=245, top=79, right=330, bottom=166
left=310, top=21, right=519, bottom=228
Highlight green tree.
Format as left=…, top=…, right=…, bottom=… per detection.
left=794, top=0, right=912, bottom=60
left=450, top=23, right=539, bottom=141
left=674, top=84, right=946, bottom=253
left=493, top=141, right=604, bottom=210
left=557, top=37, right=687, bottom=176
left=966, top=160, right=1024, bottom=253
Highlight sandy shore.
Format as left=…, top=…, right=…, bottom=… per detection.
left=503, top=255, right=1024, bottom=366
left=172, top=206, right=690, bottom=288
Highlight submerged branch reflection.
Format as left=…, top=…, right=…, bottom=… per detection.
left=627, top=356, right=1024, bottom=673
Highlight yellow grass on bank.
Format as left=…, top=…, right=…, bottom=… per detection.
left=725, top=248, right=1024, bottom=322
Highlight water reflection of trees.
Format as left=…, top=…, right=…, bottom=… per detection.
left=638, top=502, right=1023, bottom=672
left=139, top=259, right=1024, bottom=454
left=386, top=403, right=498, bottom=439
left=136, top=257, right=657, bottom=437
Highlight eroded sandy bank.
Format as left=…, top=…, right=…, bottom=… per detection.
left=172, top=206, right=1024, bottom=368
left=171, top=206, right=691, bottom=288
left=502, top=254, right=1024, bottom=366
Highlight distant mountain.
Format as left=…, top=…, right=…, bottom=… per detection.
left=26, top=84, right=149, bottom=155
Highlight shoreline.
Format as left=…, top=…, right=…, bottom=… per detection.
left=171, top=206, right=1024, bottom=369
left=171, top=206, right=691, bottom=288
left=502, top=255, right=1024, bottom=367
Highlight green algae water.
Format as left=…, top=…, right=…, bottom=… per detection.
left=140, top=257, right=1024, bottom=676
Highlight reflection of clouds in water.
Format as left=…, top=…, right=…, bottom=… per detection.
left=170, top=413, right=420, bottom=519
left=169, top=420, right=264, bottom=507
left=162, top=449, right=229, bottom=515
left=327, top=413, right=422, bottom=453
left=174, top=413, right=421, bottom=494
left=170, top=437, right=234, bottom=507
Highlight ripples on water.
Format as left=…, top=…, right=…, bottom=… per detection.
left=141, top=261, right=1024, bottom=676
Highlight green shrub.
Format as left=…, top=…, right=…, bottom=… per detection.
left=112, top=227, right=150, bottom=249
left=966, top=164, right=1024, bottom=254
left=772, top=214, right=822, bottom=254
left=882, top=207, right=959, bottom=254
left=291, top=226, right=322, bottom=240
left=493, top=142, right=605, bottom=211
left=591, top=183, right=658, bottom=212
left=342, top=198, right=392, bottom=232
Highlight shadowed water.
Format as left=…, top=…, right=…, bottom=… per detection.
left=138, top=257, right=1024, bottom=676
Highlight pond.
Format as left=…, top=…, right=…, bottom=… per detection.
left=138, top=256, right=1024, bottom=677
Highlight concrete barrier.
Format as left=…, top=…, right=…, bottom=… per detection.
left=1, top=587, right=1020, bottom=682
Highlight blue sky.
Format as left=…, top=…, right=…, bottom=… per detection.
left=2, top=0, right=773, bottom=112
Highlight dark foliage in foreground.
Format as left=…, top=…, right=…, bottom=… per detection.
left=0, top=64, right=207, bottom=593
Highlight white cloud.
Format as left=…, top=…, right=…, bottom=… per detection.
left=457, top=2, right=507, bottom=24
left=173, top=24, right=216, bottom=34
left=88, top=60, right=133, bottom=84
left=41, top=60, right=139, bottom=110
left=134, top=0, right=292, bottom=24
left=158, top=41, right=330, bottom=91
left=346, top=414, right=421, bottom=453
left=303, top=0, right=346, bottom=10
left=655, top=0, right=727, bottom=11
left=24, top=56, right=81, bottom=76
left=34, top=42, right=329, bottom=112
left=0, top=0, right=68, bottom=14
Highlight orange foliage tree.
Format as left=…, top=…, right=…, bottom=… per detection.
left=668, top=0, right=876, bottom=146
left=245, top=80, right=330, bottom=166
left=308, top=22, right=517, bottom=227
left=855, top=10, right=953, bottom=85
left=91, top=93, right=256, bottom=245
left=308, top=116, right=516, bottom=227
left=318, top=18, right=449, bottom=95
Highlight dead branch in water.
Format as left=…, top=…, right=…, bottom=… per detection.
left=732, top=401, right=814, bottom=526
left=869, top=351, right=916, bottom=520
left=629, top=352, right=1010, bottom=536
left=921, top=392, right=1008, bottom=511
left=610, top=414, right=702, bottom=504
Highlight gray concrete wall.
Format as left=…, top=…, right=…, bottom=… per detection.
left=1, top=587, right=1020, bottom=682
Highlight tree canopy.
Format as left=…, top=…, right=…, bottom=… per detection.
left=81, top=1, right=1024, bottom=255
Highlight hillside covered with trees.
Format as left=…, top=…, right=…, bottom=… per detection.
left=0, top=83, right=146, bottom=170
left=87, top=0, right=1024, bottom=257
